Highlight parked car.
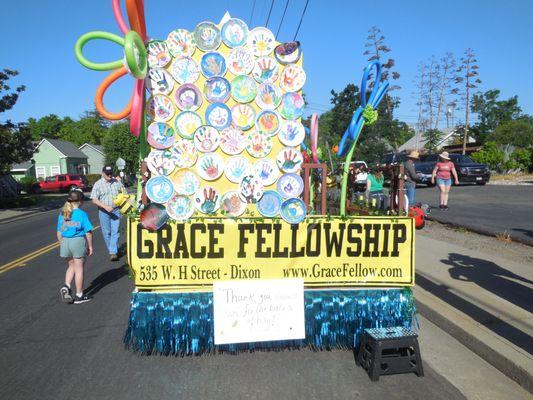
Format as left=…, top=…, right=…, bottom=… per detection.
left=415, top=154, right=491, bottom=185
left=38, top=174, right=89, bottom=193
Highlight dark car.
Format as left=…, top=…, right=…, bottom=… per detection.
left=415, top=154, right=491, bottom=185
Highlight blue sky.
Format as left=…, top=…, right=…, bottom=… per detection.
left=1, top=0, right=532, bottom=127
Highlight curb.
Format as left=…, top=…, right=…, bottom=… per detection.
left=413, top=286, right=533, bottom=394
left=0, top=201, right=64, bottom=224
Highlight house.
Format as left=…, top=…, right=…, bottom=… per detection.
left=398, top=127, right=475, bottom=153
left=10, top=161, right=35, bottom=182
left=79, top=143, right=106, bottom=174
left=32, top=139, right=88, bottom=179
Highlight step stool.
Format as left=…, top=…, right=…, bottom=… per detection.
left=356, top=326, right=424, bottom=381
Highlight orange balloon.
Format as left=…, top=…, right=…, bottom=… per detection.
left=126, top=0, right=147, bottom=41
left=95, top=67, right=133, bottom=120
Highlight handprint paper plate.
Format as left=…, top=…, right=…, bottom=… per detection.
left=231, top=75, right=257, bottom=103
left=146, top=68, right=174, bottom=95
left=147, top=40, right=172, bottom=68
left=147, top=122, right=175, bottom=150
left=277, top=147, right=303, bottom=173
left=146, top=175, right=175, bottom=204
left=194, top=186, right=221, bottom=214
left=145, top=149, right=177, bottom=176
left=277, top=173, right=304, bottom=198
left=255, top=110, right=281, bottom=136
left=239, top=175, right=264, bottom=204
left=174, top=111, right=203, bottom=139
left=171, top=168, right=200, bottom=195
left=194, top=125, right=220, bottom=153
left=221, top=18, right=249, bottom=48
left=280, top=64, right=306, bottom=92
left=201, top=52, right=227, bottom=78
left=140, top=203, right=169, bottom=231
left=197, top=152, right=224, bottom=181
left=220, top=190, right=247, bottom=217
left=149, top=95, right=175, bottom=122
left=280, top=92, right=305, bottom=120
left=172, top=139, right=198, bottom=168
left=167, top=195, right=195, bottom=221
left=254, top=159, right=279, bottom=187
left=227, top=46, right=254, bottom=75
left=252, top=57, right=279, bottom=84
left=231, top=104, right=255, bottom=130
left=274, top=41, right=301, bottom=65
left=246, top=132, right=273, bottom=158
left=224, top=156, right=251, bottom=183
left=194, top=21, right=221, bottom=51
left=280, top=198, right=307, bottom=224
left=279, top=120, right=305, bottom=147
left=204, top=77, right=231, bottom=103
left=257, top=190, right=283, bottom=217
left=205, top=103, right=232, bottom=130
left=256, top=83, right=282, bottom=110
left=166, top=29, right=196, bottom=58
left=247, top=27, right=275, bottom=57
left=174, top=84, right=202, bottom=111
left=220, top=125, right=247, bottom=155
left=169, top=57, right=200, bottom=84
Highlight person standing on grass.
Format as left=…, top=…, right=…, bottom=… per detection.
left=91, top=165, right=124, bottom=261
left=58, top=189, right=93, bottom=304
left=431, top=151, right=459, bottom=210
left=403, top=150, right=419, bottom=207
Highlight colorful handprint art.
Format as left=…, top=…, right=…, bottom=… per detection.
left=224, top=156, right=251, bottom=183
left=147, top=40, right=172, bottom=68
left=140, top=203, right=169, bottom=232
left=231, top=104, right=255, bottom=130
left=166, top=29, right=196, bottom=58
left=171, top=168, right=200, bottom=195
left=220, top=125, right=247, bottom=155
left=148, top=95, right=175, bottom=122
left=203, top=77, right=231, bottom=103
left=169, top=57, right=200, bottom=84
left=255, top=110, right=281, bottom=137
left=239, top=175, right=264, bottom=204
left=221, top=18, right=249, bottom=48
left=280, top=198, right=307, bottom=224
left=280, top=92, right=305, bottom=120
left=194, top=125, right=220, bottom=153
left=194, top=186, right=221, bottom=214
left=147, top=122, right=175, bottom=150
left=277, top=173, right=304, bottom=198
left=174, top=111, right=203, bottom=139
left=253, top=158, right=279, bottom=186
left=279, top=120, right=305, bottom=146
left=257, top=190, right=283, bottom=217
left=252, top=57, right=279, bottom=84
left=220, top=190, right=247, bottom=217
left=145, top=149, right=177, bottom=176
left=146, top=175, right=175, bottom=204
left=171, top=139, right=198, bottom=168
left=280, top=64, right=306, bottom=92
left=205, top=103, right=232, bottom=130
left=166, top=194, right=195, bottom=221
left=194, top=21, right=221, bottom=51
left=197, top=152, right=224, bottom=181
left=246, top=132, right=273, bottom=158
left=274, top=41, right=301, bottom=65
left=200, top=52, right=227, bottom=78
left=227, top=46, right=254, bottom=75
left=174, top=84, right=202, bottom=111
left=276, top=147, right=303, bottom=173
left=255, top=83, right=282, bottom=110
left=247, top=27, right=275, bottom=57
left=231, top=75, right=257, bottom=103
left=146, top=68, right=174, bottom=95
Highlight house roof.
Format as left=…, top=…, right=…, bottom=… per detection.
left=11, top=161, right=33, bottom=171
left=79, top=143, right=104, bottom=155
left=37, top=138, right=88, bottom=159
left=398, top=128, right=474, bottom=152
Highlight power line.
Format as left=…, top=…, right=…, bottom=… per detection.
left=249, top=0, right=257, bottom=26
left=293, top=0, right=310, bottom=40
left=276, top=0, right=290, bottom=38
left=265, top=0, right=276, bottom=27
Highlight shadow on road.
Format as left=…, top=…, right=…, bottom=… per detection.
left=85, top=265, right=128, bottom=296
left=513, top=228, right=533, bottom=239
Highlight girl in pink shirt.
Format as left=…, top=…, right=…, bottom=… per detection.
left=431, top=151, right=459, bottom=210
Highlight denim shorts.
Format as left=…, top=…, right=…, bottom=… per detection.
left=436, top=178, right=452, bottom=186
left=60, top=236, right=87, bottom=258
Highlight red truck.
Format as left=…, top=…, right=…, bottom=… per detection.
left=38, top=174, right=88, bottom=192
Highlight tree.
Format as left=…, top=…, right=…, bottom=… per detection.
left=491, top=120, right=533, bottom=148
left=27, top=114, right=64, bottom=140
left=0, top=69, right=25, bottom=113
left=434, top=53, right=458, bottom=130
left=422, top=129, right=443, bottom=153
left=456, top=48, right=482, bottom=154
left=102, top=121, right=139, bottom=175
left=471, top=141, right=504, bottom=170
left=59, top=110, right=109, bottom=146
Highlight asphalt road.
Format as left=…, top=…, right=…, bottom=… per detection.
left=0, top=203, right=495, bottom=400
left=415, top=184, right=533, bottom=245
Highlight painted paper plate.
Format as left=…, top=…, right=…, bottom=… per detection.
left=277, top=147, right=303, bottom=173
left=254, top=158, right=279, bottom=187
left=231, top=75, right=257, bottom=103
left=220, top=125, right=247, bottom=155
left=171, top=168, right=200, bottom=195
left=194, top=21, right=221, bottom=51
left=147, top=122, right=175, bottom=150
left=279, top=120, right=305, bottom=147
left=145, top=149, right=177, bottom=176
left=231, top=104, right=255, bottom=130
left=197, top=152, right=224, bottom=181
left=220, top=191, right=247, bottom=217
left=149, top=95, right=175, bottom=122
left=140, top=203, right=169, bottom=231
left=169, top=57, right=200, bottom=84
left=227, top=46, right=254, bottom=75
left=146, top=68, right=174, bottom=95
left=166, top=194, right=195, bottom=221
left=174, top=111, right=202, bottom=139
left=277, top=173, right=304, bottom=198
left=252, top=56, right=279, bottom=84
left=280, top=198, right=307, bottom=224
left=174, top=84, right=202, bottom=111
left=280, top=64, right=306, bottom=92
left=200, top=52, right=227, bottom=78
left=274, top=41, right=301, bottom=65
left=194, top=125, right=220, bottom=153
left=256, top=83, right=282, bottom=110
left=255, top=110, right=281, bottom=136
left=205, top=103, right=232, bottom=130
left=146, top=175, right=175, bottom=204
left=247, top=27, right=275, bottom=57
left=147, top=40, right=172, bottom=68
left=171, top=139, right=198, bottom=168
left=203, top=77, right=231, bottom=103
left=221, top=18, right=249, bottom=48
left=257, top=190, right=283, bottom=217
left=246, top=132, right=273, bottom=158
left=166, top=29, right=196, bottom=58
left=194, top=186, right=221, bottom=214
left=224, top=156, right=251, bottom=183
left=280, top=92, right=305, bottom=120
left=239, top=175, right=264, bottom=204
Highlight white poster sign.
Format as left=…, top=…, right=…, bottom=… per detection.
left=213, top=279, right=305, bottom=345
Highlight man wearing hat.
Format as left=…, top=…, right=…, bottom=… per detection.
left=90, top=166, right=125, bottom=261
left=403, top=150, right=419, bottom=206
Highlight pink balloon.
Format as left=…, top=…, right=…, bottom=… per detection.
left=310, top=113, right=319, bottom=163
left=130, top=79, right=144, bottom=137
left=112, top=0, right=129, bottom=35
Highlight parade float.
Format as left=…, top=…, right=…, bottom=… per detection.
left=75, top=0, right=416, bottom=355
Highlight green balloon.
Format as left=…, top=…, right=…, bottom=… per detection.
left=74, top=31, right=124, bottom=71
left=124, top=31, right=147, bottom=79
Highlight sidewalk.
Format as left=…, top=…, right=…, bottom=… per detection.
left=415, top=234, right=533, bottom=393
left=0, top=198, right=64, bottom=223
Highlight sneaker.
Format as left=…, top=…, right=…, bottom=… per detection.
left=73, top=294, right=92, bottom=304
left=60, top=285, right=73, bottom=303
left=443, top=205, right=449, bottom=211
left=110, top=254, right=119, bottom=261
left=439, top=205, right=444, bottom=210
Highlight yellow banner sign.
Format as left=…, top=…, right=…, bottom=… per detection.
left=127, top=216, right=415, bottom=292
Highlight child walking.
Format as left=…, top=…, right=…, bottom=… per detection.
left=57, top=190, right=94, bottom=304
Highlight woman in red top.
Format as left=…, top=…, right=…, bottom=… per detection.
left=431, top=151, right=459, bottom=210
